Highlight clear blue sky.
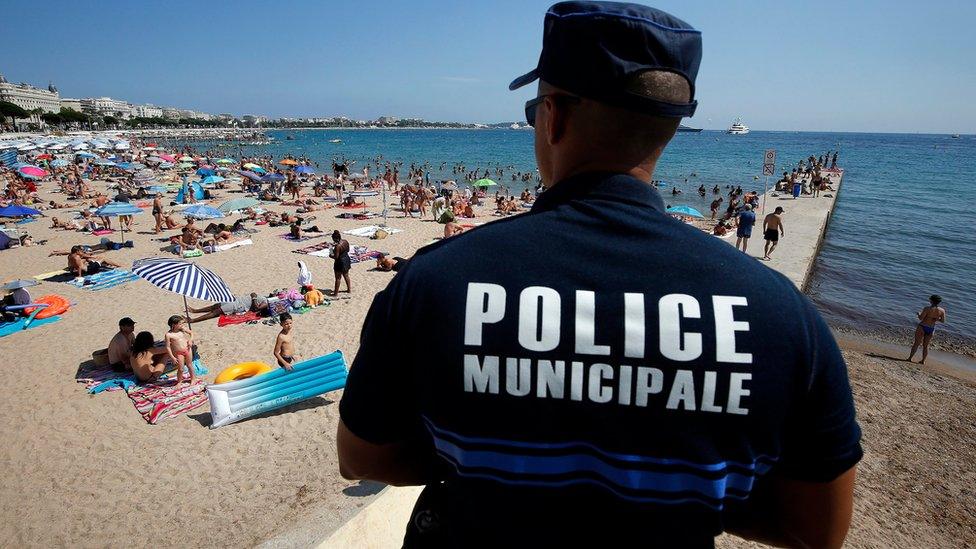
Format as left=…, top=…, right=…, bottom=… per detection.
left=1, top=0, right=973, bottom=133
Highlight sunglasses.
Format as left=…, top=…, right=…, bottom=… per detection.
left=524, top=94, right=582, bottom=127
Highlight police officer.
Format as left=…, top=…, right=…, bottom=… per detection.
left=338, top=2, right=862, bottom=547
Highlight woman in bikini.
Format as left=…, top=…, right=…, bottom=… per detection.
left=152, top=193, right=164, bottom=234
left=908, top=294, right=946, bottom=365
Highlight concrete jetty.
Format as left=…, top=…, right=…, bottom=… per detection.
left=286, top=170, right=849, bottom=549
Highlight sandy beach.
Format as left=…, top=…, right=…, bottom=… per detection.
left=2, top=163, right=974, bottom=548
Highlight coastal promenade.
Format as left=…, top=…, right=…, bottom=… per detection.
left=272, top=171, right=850, bottom=549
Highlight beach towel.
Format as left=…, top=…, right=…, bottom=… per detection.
left=296, top=243, right=382, bottom=263
left=91, top=229, right=114, bottom=236
left=214, top=238, right=253, bottom=252
left=342, top=225, right=403, bottom=238
left=0, top=315, right=61, bottom=338
left=126, top=379, right=209, bottom=424
left=278, top=233, right=325, bottom=242
left=65, top=269, right=140, bottom=291
left=339, top=202, right=367, bottom=209
left=79, top=357, right=208, bottom=394
left=16, top=218, right=37, bottom=225
left=292, top=241, right=333, bottom=255
left=217, top=311, right=261, bottom=327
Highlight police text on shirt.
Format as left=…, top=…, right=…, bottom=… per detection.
left=462, top=283, right=753, bottom=415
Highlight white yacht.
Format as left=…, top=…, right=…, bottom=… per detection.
left=727, top=118, right=750, bottom=135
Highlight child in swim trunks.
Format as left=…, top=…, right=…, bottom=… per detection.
left=165, top=315, right=195, bottom=383
left=274, top=313, right=296, bottom=371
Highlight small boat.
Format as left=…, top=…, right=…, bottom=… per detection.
left=328, top=139, right=342, bottom=143
left=951, top=134, right=960, bottom=139
left=677, top=124, right=703, bottom=133
left=726, top=118, right=750, bottom=135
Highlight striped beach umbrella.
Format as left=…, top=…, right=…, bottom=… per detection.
left=132, top=257, right=235, bottom=322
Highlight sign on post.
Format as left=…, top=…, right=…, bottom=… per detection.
left=762, top=149, right=777, bottom=176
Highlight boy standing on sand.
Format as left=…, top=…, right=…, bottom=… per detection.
left=274, top=313, right=296, bottom=371
left=908, top=295, right=946, bottom=364
left=165, top=315, right=195, bottom=383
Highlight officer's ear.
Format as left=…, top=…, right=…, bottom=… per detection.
left=543, top=95, right=571, bottom=145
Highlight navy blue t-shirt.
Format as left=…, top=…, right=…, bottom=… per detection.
left=737, top=210, right=756, bottom=237
left=340, top=172, right=862, bottom=547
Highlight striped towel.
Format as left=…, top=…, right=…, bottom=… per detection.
left=79, top=358, right=208, bottom=394
left=127, top=379, right=209, bottom=424
left=65, top=269, right=140, bottom=291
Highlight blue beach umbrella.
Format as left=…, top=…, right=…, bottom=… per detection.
left=183, top=204, right=224, bottom=220
left=218, top=197, right=260, bottom=213
left=0, top=204, right=42, bottom=217
left=238, top=170, right=262, bottom=182
left=261, top=173, right=286, bottom=183
left=666, top=205, right=705, bottom=218
left=75, top=151, right=97, bottom=159
left=294, top=166, right=315, bottom=174
left=94, top=202, right=144, bottom=242
left=131, top=257, right=235, bottom=322
left=250, top=166, right=266, bottom=174
left=94, top=158, right=116, bottom=166
left=197, top=167, right=216, bottom=177
left=145, top=185, right=167, bottom=194
left=50, top=159, right=69, bottom=167
left=200, top=175, right=225, bottom=186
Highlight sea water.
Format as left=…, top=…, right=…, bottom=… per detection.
left=210, top=128, right=976, bottom=351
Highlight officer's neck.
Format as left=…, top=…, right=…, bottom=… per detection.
left=546, top=158, right=658, bottom=189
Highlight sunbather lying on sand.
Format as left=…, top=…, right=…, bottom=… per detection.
left=187, top=292, right=269, bottom=323
left=68, top=245, right=122, bottom=278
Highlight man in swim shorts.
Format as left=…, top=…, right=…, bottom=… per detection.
left=187, top=292, right=269, bottom=322
left=908, top=294, right=946, bottom=364
left=107, top=317, right=137, bottom=372
left=736, top=203, right=756, bottom=254
left=762, top=206, right=785, bottom=260
left=68, top=245, right=122, bottom=278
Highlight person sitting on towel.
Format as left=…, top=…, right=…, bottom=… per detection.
left=129, top=331, right=168, bottom=382
left=107, top=317, right=137, bottom=372
left=68, top=245, right=122, bottom=278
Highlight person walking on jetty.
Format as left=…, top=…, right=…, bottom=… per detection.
left=736, top=203, right=756, bottom=253
left=762, top=206, right=786, bottom=260
left=908, top=295, right=946, bottom=364
left=338, top=3, right=861, bottom=547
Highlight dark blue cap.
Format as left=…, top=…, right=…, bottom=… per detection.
left=510, top=1, right=702, bottom=118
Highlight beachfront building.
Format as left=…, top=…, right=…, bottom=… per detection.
left=241, top=115, right=267, bottom=127
left=131, top=104, right=163, bottom=118
left=60, top=98, right=83, bottom=112
left=161, top=107, right=183, bottom=120
left=0, top=74, right=61, bottom=113
left=80, top=97, right=132, bottom=120
left=377, top=116, right=399, bottom=125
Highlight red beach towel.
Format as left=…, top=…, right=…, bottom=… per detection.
left=126, top=379, right=209, bottom=424
left=91, top=229, right=114, bottom=236
left=217, top=311, right=261, bottom=327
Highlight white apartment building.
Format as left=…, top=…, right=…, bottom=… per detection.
left=0, top=74, right=61, bottom=113
left=80, top=97, right=132, bottom=119
left=131, top=104, right=163, bottom=118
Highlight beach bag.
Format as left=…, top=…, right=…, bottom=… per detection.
left=267, top=298, right=290, bottom=316
left=372, top=228, right=389, bottom=240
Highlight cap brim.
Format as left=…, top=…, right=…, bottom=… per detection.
left=508, top=68, right=539, bottom=91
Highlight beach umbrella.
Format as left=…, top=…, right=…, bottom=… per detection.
left=279, top=159, right=298, bottom=166
left=196, top=167, right=216, bottom=177
left=94, top=158, right=116, bottom=166
left=261, top=173, right=286, bottom=183
left=441, top=180, right=458, bottom=191
left=242, top=162, right=262, bottom=170
left=146, top=185, right=167, bottom=194
left=50, top=159, right=69, bottom=167
left=183, top=204, right=224, bottom=220
left=75, top=151, right=97, bottom=159
left=114, top=142, right=130, bottom=150
left=178, top=162, right=195, bottom=169
left=238, top=170, right=262, bottom=182
left=35, top=153, right=52, bottom=160
left=144, top=156, right=163, bottom=164
left=0, top=204, right=42, bottom=217
left=200, top=175, right=225, bottom=186
left=1, top=279, right=39, bottom=291
left=250, top=166, right=266, bottom=174
left=218, top=197, right=260, bottom=213
left=158, top=162, right=174, bottom=169
left=131, top=257, right=235, bottom=323
left=94, top=201, right=143, bottom=242
left=158, top=154, right=176, bottom=162
left=294, top=166, right=315, bottom=174
left=18, top=166, right=49, bottom=179
left=666, top=205, right=705, bottom=218
left=179, top=156, right=194, bottom=162
left=215, top=158, right=235, bottom=164
left=472, top=178, right=497, bottom=187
